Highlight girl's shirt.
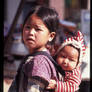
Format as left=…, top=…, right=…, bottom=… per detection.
left=23, top=51, right=57, bottom=92
left=8, top=51, right=57, bottom=92
left=24, top=54, right=57, bottom=81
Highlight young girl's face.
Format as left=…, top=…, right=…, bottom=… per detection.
left=23, top=14, right=55, bottom=53
left=56, top=45, right=79, bottom=71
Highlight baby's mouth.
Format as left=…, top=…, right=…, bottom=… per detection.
left=62, top=63, right=68, bottom=67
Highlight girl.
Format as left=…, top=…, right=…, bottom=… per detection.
left=8, top=5, right=59, bottom=92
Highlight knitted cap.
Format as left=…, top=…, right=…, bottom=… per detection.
left=56, top=31, right=86, bottom=63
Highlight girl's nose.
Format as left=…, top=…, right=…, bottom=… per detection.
left=29, top=28, right=35, bottom=35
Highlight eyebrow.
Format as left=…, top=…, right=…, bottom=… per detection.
left=60, top=52, right=66, bottom=57
left=60, top=51, right=77, bottom=61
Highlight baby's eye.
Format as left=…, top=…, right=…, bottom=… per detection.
left=61, top=55, right=66, bottom=58
left=69, top=59, right=75, bottom=62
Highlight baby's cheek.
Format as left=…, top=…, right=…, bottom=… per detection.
left=71, top=63, right=76, bottom=69
left=57, top=58, right=63, bottom=64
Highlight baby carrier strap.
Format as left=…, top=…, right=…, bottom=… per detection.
left=17, top=51, right=64, bottom=76
left=32, top=51, right=64, bottom=75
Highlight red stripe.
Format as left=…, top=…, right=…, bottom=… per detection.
left=70, top=75, right=81, bottom=85
left=58, top=81, right=59, bottom=92
left=61, top=82, right=63, bottom=92
left=76, top=68, right=80, bottom=76
left=72, top=83, right=74, bottom=92
left=67, top=38, right=69, bottom=41
left=69, top=82, right=71, bottom=92
left=82, top=45, right=86, bottom=48
left=82, top=49, right=85, bottom=51
left=66, top=82, right=68, bottom=92
left=71, top=37, right=73, bottom=41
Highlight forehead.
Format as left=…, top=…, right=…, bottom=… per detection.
left=61, top=45, right=79, bottom=57
left=25, top=14, right=44, bottom=26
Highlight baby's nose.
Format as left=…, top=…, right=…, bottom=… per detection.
left=63, top=58, right=69, bottom=64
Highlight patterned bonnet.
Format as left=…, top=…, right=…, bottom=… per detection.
left=56, top=31, right=86, bottom=63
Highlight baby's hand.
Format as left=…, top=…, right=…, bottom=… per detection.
left=46, top=79, right=57, bottom=89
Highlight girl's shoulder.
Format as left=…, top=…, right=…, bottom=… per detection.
left=23, top=51, right=50, bottom=64
left=23, top=51, right=54, bottom=69
left=33, top=53, right=54, bottom=67
left=23, top=51, right=57, bottom=79
left=33, top=51, right=53, bottom=63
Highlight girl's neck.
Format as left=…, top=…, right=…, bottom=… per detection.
left=29, top=47, right=48, bottom=54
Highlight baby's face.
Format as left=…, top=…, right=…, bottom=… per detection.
left=56, top=45, right=79, bottom=71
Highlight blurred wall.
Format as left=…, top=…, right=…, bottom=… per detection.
left=49, top=0, right=65, bottom=20
left=4, top=0, right=22, bottom=25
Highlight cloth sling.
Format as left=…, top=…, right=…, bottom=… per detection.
left=8, top=51, right=63, bottom=92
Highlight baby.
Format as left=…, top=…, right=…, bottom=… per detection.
left=47, top=31, right=86, bottom=92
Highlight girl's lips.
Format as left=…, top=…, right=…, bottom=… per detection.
left=27, top=38, right=35, bottom=41
left=26, top=38, right=35, bottom=44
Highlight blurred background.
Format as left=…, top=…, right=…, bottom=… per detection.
left=4, top=0, right=90, bottom=92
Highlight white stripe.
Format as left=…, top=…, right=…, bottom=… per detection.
left=63, top=82, right=64, bottom=92
left=68, top=78, right=80, bottom=86
left=59, top=82, right=61, bottom=92
left=67, top=82, right=69, bottom=92
left=64, top=82, right=66, bottom=92
left=73, top=75, right=81, bottom=84
left=70, top=82, right=73, bottom=92
left=74, top=84, right=76, bottom=91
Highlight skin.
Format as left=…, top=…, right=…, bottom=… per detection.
left=23, top=14, right=56, bottom=54
left=56, top=45, right=79, bottom=71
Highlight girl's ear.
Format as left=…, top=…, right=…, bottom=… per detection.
left=49, top=32, right=56, bottom=42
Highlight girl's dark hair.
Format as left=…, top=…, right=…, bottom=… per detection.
left=23, top=5, right=59, bottom=33
left=22, top=5, right=59, bottom=43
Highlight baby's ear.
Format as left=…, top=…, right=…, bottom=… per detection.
left=49, top=32, right=56, bottom=42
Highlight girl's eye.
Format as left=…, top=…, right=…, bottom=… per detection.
left=35, top=28, right=41, bottom=31
left=35, top=27, right=42, bottom=31
left=25, top=26, right=31, bottom=30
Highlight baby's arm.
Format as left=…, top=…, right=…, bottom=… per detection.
left=47, top=67, right=81, bottom=92
left=56, top=67, right=81, bottom=92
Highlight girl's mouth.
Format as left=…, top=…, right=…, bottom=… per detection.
left=26, top=38, right=35, bottom=44
left=27, top=38, right=35, bottom=41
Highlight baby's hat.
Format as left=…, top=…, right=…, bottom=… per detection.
left=56, top=31, right=86, bottom=63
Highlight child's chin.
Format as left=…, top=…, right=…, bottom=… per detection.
left=62, top=67, right=73, bottom=71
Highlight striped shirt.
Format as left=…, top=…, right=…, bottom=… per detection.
left=55, top=67, right=81, bottom=92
